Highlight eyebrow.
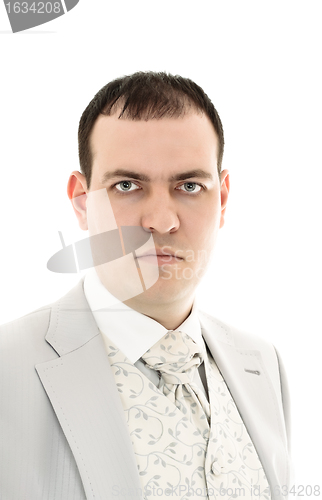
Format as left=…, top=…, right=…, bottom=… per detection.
left=101, top=168, right=214, bottom=184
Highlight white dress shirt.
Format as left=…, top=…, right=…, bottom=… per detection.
left=83, top=267, right=209, bottom=400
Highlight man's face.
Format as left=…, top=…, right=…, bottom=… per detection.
left=75, top=111, right=229, bottom=308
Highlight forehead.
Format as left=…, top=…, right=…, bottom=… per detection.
left=90, top=112, right=219, bottom=176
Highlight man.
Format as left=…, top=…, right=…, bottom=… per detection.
left=0, top=72, right=291, bottom=499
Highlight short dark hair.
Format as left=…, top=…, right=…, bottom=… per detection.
left=78, top=71, right=224, bottom=190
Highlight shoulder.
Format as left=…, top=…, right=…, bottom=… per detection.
left=0, top=279, right=86, bottom=348
left=0, top=303, right=52, bottom=345
left=0, top=305, right=57, bottom=406
left=198, top=309, right=276, bottom=353
left=198, top=309, right=283, bottom=388
left=0, top=303, right=56, bottom=372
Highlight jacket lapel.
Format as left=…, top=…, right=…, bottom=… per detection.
left=199, top=311, right=289, bottom=494
left=35, top=279, right=143, bottom=500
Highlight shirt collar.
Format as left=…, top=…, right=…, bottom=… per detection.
left=83, top=267, right=205, bottom=363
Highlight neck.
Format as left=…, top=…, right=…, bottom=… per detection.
left=123, top=294, right=195, bottom=330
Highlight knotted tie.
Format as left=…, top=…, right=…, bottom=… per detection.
left=141, top=331, right=211, bottom=434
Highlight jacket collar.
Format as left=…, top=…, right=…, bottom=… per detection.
left=45, top=277, right=99, bottom=356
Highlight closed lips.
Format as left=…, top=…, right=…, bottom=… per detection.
left=136, top=250, right=183, bottom=260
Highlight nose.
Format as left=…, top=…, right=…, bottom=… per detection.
left=141, top=191, right=180, bottom=234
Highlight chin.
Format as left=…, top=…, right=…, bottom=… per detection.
left=134, top=273, right=198, bottom=306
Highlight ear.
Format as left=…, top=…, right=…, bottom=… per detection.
left=219, top=169, right=230, bottom=229
left=67, top=171, right=88, bottom=231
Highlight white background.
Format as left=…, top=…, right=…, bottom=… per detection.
left=1, top=0, right=321, bottom=489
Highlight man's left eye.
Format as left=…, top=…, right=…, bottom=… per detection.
left=178, top=182, right=202, bottom=193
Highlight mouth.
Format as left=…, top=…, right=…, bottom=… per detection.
left=135, top=248, right=184, bottom=264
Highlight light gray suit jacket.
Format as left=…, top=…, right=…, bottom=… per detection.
left=0, top=278, right=292, bottom=499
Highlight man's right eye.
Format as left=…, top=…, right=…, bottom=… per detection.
left=114, top=181, right=140, bottom=192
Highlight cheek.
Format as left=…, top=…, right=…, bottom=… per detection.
left=185, top=207, right=220, bottom=263
left=115, top=213, right=140, bottom=229
left=187, top=199, right=221, bottom=237
left=86, top=188, right=119, bottom=236
left=108, top=198, right=138, bottom=226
